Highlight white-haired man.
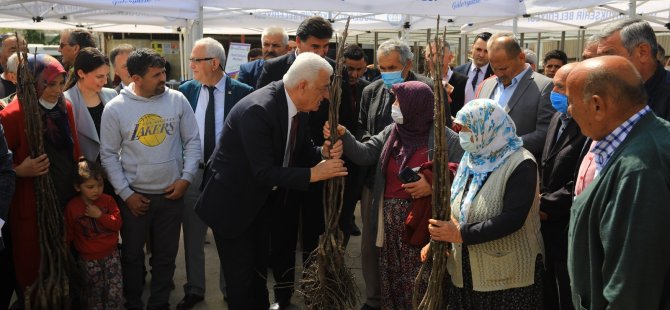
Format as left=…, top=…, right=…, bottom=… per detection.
left=238, top=26, right=289, bottom=89
left=195, top=52, right=347, bottom=310
left=0, top=53, right=20, bottom=107
left=0, top=35, right=25, bottom=98
left=177, top=37, right=253, bottom=310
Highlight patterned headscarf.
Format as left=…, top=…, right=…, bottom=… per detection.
left=26, top=53, right=67, bottom=96
left=379, top=81, right=434, bottom=170
left=451, top=98, right=523, bottom=224
left=24, top=54, right=72, bottom=150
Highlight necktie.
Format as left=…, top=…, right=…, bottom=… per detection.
left=204, top=85, right=216, bottom=163
left=287, top=114, right=300, bottom=166
left=471, top=67, right=481, bottom=91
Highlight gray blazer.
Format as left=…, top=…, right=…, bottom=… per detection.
left=64, top=85, right=118, bottom=161
left=342, top=124, right=464, bottom=245
left=476, top=69, right=554, bottom=160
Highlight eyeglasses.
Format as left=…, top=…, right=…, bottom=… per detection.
left=59, top=43, right=73, bottom=49
left=189, top=57, right=214, bottom=63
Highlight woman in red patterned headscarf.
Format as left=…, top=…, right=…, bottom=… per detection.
left=0, top=53, right=81, bottom=296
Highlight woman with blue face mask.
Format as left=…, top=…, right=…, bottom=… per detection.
left=426, top=98, right=545, bottom=309
left=325, top=81, right=464, bottom=310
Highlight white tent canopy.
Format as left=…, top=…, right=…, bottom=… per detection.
left=0, top=0, right=667, bottom=78
left=463, top=0, right=670, bottom=34
left=0, top=0, right=193, bottom=33
left=201, top=0, right=614, bottom=34
left=0, top=0, right=627, bottom=34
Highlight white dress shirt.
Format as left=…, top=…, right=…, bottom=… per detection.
left=283, top=88, right=298, bottom=167
left=194, top=77, right=227, bottom=163
left=464, top=63, right=490, bottom=104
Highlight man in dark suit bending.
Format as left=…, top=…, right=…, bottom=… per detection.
left=195, top=52, right=347, bottom=310
left=255, top=16, right=353, bottom=308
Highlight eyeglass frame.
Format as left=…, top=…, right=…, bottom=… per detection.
left=189, top=57, right=214, bottom=63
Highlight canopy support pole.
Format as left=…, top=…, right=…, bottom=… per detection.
left=560, top=31, right=566, bottom=51
left=459, top=33, right=467, bottom=65
left=513, top=17, right=519, bottom=37
left=536, top=32, right=541, bottom=63
left=182, top=5, right=203, bottom=81
left=374, top=32, right=379, bottom=67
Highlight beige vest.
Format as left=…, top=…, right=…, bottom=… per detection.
left=447, top=149, right=544, bottom=292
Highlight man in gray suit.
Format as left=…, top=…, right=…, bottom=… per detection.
left=476, top=32, right=554, bottom=160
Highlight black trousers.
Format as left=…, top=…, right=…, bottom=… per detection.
left=0, top=225, right=18, bottom=309
left=215, top=201, right=272, bottom=310
left=120, top=194, right=183, bottom=309
left=269, top=182, right=325, bottom=304
left=338, top=162, right=362, bottom=246
left=541, top=222, right=574, bottom=310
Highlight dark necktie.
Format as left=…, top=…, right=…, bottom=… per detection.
left=287, top=114, right=299, bottom=166
left=204, top=85, right=216, bottom=163
left=471, top=67, right=481, bottom=91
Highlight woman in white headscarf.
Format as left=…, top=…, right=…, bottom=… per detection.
left=427, top=98, right=544, bottom=309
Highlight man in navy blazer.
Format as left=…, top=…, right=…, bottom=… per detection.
left=195, top=52, right=346, bottom=310
left=237, top=26, right=289, bottom=89
left=255, top=16, right=356, bottom=308
left=177, top=37, right=253, bottom=310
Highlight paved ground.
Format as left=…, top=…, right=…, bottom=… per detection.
left=9, top=208, right=367, bottom=309
left=157, top=206, right=366, bottom=309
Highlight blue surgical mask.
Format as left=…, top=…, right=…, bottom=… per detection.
left=391, top=105, right=404, bottom=124
left=381, top=66, right=406, bottom=89
left=550, top=91, right=568, bottom=115
left=458, top=131, right=478, bottom=153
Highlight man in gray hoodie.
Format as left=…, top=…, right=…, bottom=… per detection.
left=100, top=48, right=201, bottom=310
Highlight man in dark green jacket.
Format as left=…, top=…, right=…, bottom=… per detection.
left=567, top=55, right=670, bottom=310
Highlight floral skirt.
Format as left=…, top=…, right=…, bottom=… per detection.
left=448, top=246, right=544, bottom=310
left=79, top=248, right=124, bottom=310
left=380, top=198, right=431, bottom=310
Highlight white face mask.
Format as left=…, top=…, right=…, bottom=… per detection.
left=38, top=98, right=58, bottom=110
left=391, top=105, right=404, bottom=124
left=459, top=131, right=478, bottom=153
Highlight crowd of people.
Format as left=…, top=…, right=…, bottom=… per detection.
left=0, top=15, right=669, bottom=310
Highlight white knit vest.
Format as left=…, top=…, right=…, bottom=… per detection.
left=447, top=149, right=544, bottom=292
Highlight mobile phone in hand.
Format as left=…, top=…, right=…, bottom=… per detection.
left=398, top=166, right=421, bottom=184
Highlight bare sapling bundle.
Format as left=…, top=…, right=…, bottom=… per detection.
left=412, top=16, right=453, bottom=310
left=17, top=51, right=80, bottom=309
left=300, top=17, right=358, bottom=310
